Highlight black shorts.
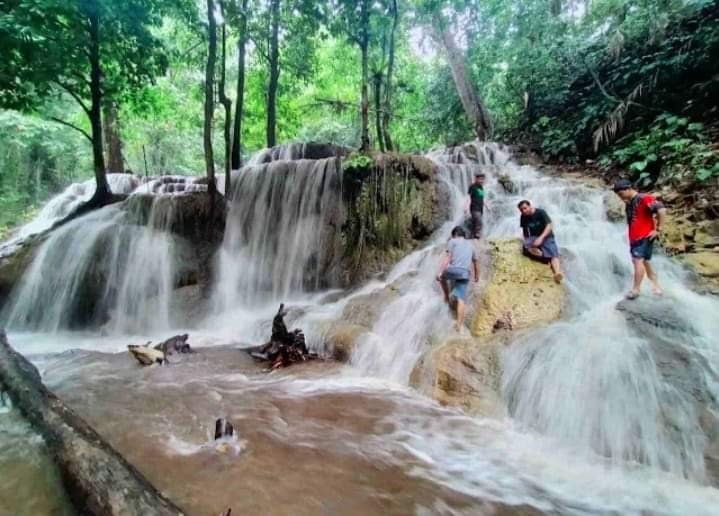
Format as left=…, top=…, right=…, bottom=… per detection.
left=630, top=237, right=654, bottom=260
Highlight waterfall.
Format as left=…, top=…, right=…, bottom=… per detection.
left=11, top=173, right=140, bottom=241
left=212, top=157, right=344, bottom=312
left=347, top=142, right=510, bottom=382
left=2, top=193, right=178, bottom=335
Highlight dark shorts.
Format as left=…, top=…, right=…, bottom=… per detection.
left=470, top=210, right=483, bottom=238
left=441, top=268, right=470, bottom=302
left=523, top=235, right=560, bottom=259
left=630, top=237, right=654, bottom=260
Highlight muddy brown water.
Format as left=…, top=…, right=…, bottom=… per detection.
left=26, top=346, right=538, bottom=516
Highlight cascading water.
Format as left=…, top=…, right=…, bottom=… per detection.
left=3, top=142, right=719, bottom=514
left=10, top=173, right=140, bottom=241
left=212, top=157, right=344, bottom=312
left=2, top=193, right=178, bottom=335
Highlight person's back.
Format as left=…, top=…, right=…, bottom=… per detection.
left=447, top=237, right=475, bottom=277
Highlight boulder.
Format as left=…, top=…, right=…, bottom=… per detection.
left=410, top=336, right=506, bottom=418
left=325, top=324, right=368, bottom=361
left=682, top=251, right=719, bottom=278
left=496, top=174, right=517, bottom=194
left=323, top=272, right=417, bottom=361
left=469, top=239, right=564, bottom=337
left=603, top=191, right=626, bottom=222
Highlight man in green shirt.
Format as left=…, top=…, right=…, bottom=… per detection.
left=465, top=173, right=487, bottom=239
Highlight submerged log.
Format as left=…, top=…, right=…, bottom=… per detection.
left=0, top=331, right=185, bottom=515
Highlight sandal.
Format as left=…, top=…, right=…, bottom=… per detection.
left=625, top=291, right=640, bottom=300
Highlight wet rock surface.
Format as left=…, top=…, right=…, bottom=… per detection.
left=470, top=239, right=564, bottom=337
left=410, top=336, right=506, bottom=418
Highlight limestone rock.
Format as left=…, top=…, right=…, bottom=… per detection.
left=410, top=336, right=506, bottom=418
left=682, top=251, right=719, bottom=278
left=469, top=239, right=564, bottom=337
left=496, top=174, right=517, bottom=194
left=325, top=324, right=368, bottom=361
left=603, top=191, right=626, bottom=222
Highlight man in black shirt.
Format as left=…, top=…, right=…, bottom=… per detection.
left=518, top=200, right=563, bottom=284
left=466, top=173, right=487, bottom=238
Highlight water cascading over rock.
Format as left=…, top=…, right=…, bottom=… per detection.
left=1, top=186, right=222, bottom=334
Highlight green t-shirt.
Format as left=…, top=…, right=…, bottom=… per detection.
left=468, top=184, right=485, bottom=213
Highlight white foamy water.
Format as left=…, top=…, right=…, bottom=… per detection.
left=3, top=142, right=719, bottom=514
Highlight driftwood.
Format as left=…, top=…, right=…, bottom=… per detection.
left=247, top=304, right=315, bottom=368
left=0, top=331, right=185, bottom=515
left=128, top=333, right=193, bottom=366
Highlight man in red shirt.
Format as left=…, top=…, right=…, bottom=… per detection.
left=612, top=179, right=667, bottom=299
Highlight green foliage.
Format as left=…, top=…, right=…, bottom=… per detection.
left=606, top=114, right=719, bottom=185
left=343, top=152, right=374, bottom=170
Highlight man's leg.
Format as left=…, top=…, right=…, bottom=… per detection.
left=644, top=261, right=663, bottom=295
left=455, top=299, right=465, bottom=331
left=439, top=277, right=450, bottom=304
left=471, top=211, right=483, bottom=239
left=629, top=258, right=646, bottom=298
left=550, top=257, right=563, bottom=283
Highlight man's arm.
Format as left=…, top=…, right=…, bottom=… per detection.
left=651, top=207, right=668, bottom=239
left=472, top=257, right=480, bottom=282
left=533, top=223, right=553, bottom=246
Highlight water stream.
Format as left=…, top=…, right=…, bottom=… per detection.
left=2, top=143, right=719, bottom=514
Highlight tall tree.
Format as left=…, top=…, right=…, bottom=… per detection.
left=0, top=0, right=173, bottom=206
left=333, top=0, right=376, bottom=151
left=204, top=0, right=218, bottom=195
left=218, top=1, right=233, bottom=191
left=230, top=0, right=249, bottom=170
left=103, top=102, right=125, bottom=173
left=266, top=0, right=281, bottom=148
left=381, top=0, right=398, bottom=151
left=431, top=10, right=492, bottom=141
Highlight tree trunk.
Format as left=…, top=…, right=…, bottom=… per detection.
left=204, top=0, right=218, bottom=195
left=432, top=13, right=492, bottom=141
left=266, top=0, right=280, bottom=148
left=218, top=2, right=232, bottom=195
left=381, top=0, right=398, bottom=151
left=103, top=102, right=125, bottom=173
left=231, top=0, right=248, bottom=171
left=359, top=0, right=370, bottom=152
left=88, top=10, right=110, bottom=201
left=373, top=72, right=384, bottom=152
left=0, top=333, right=186, bottom=515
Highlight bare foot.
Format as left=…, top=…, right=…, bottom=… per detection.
left=553, top=272, right=564, bottom=284
left=625, top=290, right=640, bottom=300
left=652, top=286, right=664, bottom=296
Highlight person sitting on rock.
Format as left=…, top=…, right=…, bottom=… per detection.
left=612, top=179, right=667, bottom=299
left=436, top=226, right=479, bottom=332
left=517, top=200, right=563, bottom=284
left=465, top=172, right=490, bottom=239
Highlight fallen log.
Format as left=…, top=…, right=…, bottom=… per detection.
left=0, top=331, right=185, bottom=515
left=246, top=304, right=316, bottom=368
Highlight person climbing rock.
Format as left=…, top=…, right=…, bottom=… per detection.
left=518, top=200, right=563, bottom=284
left=436, top=226, right=479, bottom=332
left=465, top=173, right=489, bottom=239
left=612, top=179, right=667, bottom=299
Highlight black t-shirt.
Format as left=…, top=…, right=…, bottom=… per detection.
left=468, top=184, right=485, bottom=212
left=520, top=208, right=553, bottom=237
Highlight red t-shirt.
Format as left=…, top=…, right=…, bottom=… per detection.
left=626, top=194, right=661, bottom=243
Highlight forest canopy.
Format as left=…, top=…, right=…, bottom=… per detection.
left=1, top=0, right=717, bottom=234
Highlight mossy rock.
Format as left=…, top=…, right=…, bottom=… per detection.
left=469, top=239, right=564, bottom=337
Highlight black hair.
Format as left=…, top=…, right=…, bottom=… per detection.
left=451, top=226, right=466, bottom=238
left=517, top=200, right=531, bottom=209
